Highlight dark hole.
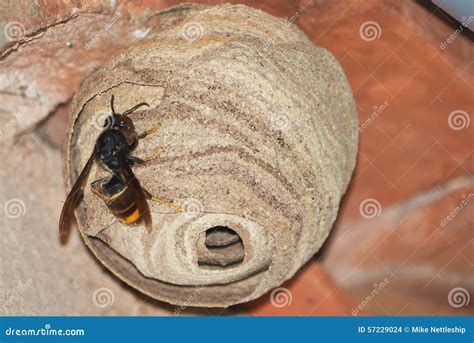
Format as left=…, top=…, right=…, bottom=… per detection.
left=197, top=226, right=245, bottom=268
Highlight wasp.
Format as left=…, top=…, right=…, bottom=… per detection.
left=59, top=95, right=182, bottom=244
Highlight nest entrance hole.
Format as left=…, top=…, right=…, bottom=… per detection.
left=197, top=226, right=245, bottom=269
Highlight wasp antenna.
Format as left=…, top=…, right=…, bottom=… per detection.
left=110, top=94, right=116, bottom=115
left=122, top=102, right=150, bottom=117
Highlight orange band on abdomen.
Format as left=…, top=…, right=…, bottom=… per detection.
left=121, top=208, right=141, bottom=224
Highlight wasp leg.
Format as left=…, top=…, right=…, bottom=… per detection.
left=138, top=122, right=161, bottom=140
left=143, top=189, right=184, bottom=212
left=129, top=147, right=163, bottom=165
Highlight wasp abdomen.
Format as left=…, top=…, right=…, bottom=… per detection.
left=91, top=176, right=143, bottom=225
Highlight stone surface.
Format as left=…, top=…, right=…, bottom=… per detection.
left=0, top=132, right=172, bottom=315
left=298, top=0, right=473, bottom=316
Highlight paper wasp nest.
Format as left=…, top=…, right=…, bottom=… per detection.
left=65, top=4, right=358, bottom=307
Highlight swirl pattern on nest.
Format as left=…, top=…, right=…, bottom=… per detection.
left=65, top=3, right=358, bottom=307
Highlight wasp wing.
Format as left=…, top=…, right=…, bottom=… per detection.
left=59, top=153, right=95, bottom=243
left=117, top=153, right=152, bottom=232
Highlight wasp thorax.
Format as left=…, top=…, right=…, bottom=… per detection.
left=64, top=3, right=358, bottom=307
